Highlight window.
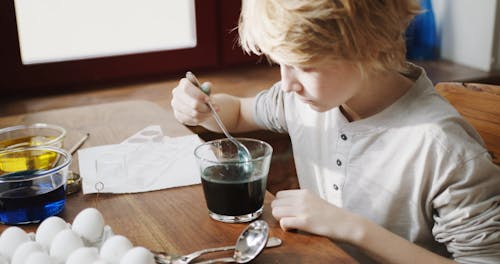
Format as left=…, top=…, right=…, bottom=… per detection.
left=0, top=0, right=219, bottom=94
left=14, top=0, right=197, bottom=65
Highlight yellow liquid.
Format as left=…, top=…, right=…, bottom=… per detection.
left=0, top=136, right=58, bottom=149
left=0, top=136, right=60, bottom=174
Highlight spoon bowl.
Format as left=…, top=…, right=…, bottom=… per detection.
left=233, top=220, right=270, bottom=263
left=195, top=220, right=270, bottom=264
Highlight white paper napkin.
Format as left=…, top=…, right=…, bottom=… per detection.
left=78, top=126, right=202, bottom=194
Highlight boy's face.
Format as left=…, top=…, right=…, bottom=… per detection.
left=279, top=61, right=362, bottom=112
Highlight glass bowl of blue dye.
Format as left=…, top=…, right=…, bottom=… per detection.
left=0, top=146, right=71, bottom=225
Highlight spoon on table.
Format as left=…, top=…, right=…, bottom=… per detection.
left=194, top=220, right=269, bottom=264
left=185, top=72, right=253, bottom=172
left=154, top=237, right=281, bottom=264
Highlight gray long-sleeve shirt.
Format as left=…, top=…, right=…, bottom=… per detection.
left=253, top=64, right=500, bottom=263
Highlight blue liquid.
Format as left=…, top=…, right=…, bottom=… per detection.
left=0, top=170, right=66, bottom=225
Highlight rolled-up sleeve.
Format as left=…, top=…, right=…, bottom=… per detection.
left=432, top=152, right=500, bottom=263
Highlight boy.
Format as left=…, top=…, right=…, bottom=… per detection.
left=171, top=0, right=500, bottom=263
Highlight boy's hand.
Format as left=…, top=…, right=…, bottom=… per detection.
left=271, top=189, right=359, bottom=243
left=171, top=78, right=218, bottom=126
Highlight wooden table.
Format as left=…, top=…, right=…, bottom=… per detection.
left=0, top=100, right=357, bottom=263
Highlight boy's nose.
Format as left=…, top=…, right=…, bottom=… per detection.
left=280, top=64, right=302, bottom=93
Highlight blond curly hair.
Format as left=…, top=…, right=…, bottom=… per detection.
left=239, top=0, right=420, bottom=73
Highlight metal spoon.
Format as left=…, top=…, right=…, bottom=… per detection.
left=185, top=72, right=253, bottom=172
left=154, top=237, right=281, bottom=264
left=194, top=220, right=269, bottom=264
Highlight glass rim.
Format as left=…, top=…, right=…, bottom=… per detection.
left=0, top=123, right=67, bottom=148
left=0, top=145, right=72, bottom=183
left=194, top=137, right=273, bottom=165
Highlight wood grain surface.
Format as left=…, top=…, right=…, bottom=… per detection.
left=435, top=82, right=500, bottom=165
left=0, top=100, right=357, bottom=263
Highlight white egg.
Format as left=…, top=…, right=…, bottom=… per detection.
left=50, top=229, right=84, bottom=262
left=120, top=247, right=154, bottom=264
left=24, top=251, right=53, bottom=264
left=66, top=247, right=100, bottom=264
left=72, top=208, right=105, bottom=244
left=100, top=235, right=133, bottom=263
left=11, top=241, right=43, bottom=264
left=35, top=216, right=69, bottom=249
left=0, top=226, right=30, bottom=259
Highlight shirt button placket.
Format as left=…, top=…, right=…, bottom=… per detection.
left=333, top=132, right=348, bottom=196
left=337, top=132, right=347, bottom=167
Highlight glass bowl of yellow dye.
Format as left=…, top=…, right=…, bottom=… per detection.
left=0, top=146, right=71, bottom=224
left=0, top=123, right=66, bottom=150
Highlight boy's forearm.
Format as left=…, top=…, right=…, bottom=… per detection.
left=346, top=216, right=456, bottom=264
left=200, top=94, right=255, bottom=133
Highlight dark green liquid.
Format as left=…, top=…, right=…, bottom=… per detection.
left=201, top=165, right=265, bottom=216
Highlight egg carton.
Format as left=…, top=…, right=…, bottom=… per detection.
left=0, top=208, right=155, bottom=264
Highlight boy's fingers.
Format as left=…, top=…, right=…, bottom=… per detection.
left=181, top=78, right=211, bottom=102
left=173, top=88, right=211, bottom=114
left=271, top=197, right=297, bottom=207
left=173, top=107, right=211, bottom=126
left=173, top=111, right=197, bottom=126
left=275, top=189, right=302, bottom=198
left=279, top=217, right=306, bottom=231
left=271, top=206, right=296, bottom=219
